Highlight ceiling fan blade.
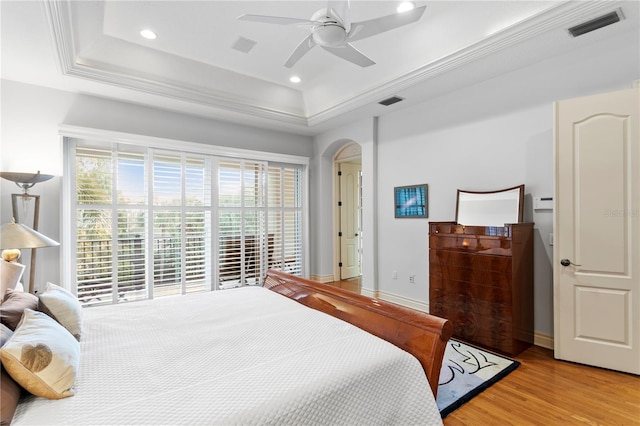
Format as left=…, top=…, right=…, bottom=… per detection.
left=285, top=34, right=317, bottom=68
left=237, top=14, right=317, bottom=27
left=348, top=5, right=426, bottom=42
left=321, top=43, right=375, bottom=67
left=327, top=0, right=351, bottom=31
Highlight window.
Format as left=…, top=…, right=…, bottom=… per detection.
left=267, top=164, right=303, bottom=276
left=217, top=159, right=266, bottom=287
left=67, top=139, right=305, bottom=306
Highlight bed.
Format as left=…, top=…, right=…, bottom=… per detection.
left=3, top=270, right=452, bottom=425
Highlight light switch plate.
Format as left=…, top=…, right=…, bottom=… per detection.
left=534, top=196, right=553, bottom=210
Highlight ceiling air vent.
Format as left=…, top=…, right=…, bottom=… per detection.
left=568, top=10, right=623, bottom=37
left=231, top=37, right=257, bottom=53
left=378, top=96, right=404, bottom=106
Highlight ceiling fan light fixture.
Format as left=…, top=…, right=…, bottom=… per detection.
left=312, top=24, right=347, bottom=47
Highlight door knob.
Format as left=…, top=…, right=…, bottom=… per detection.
left=560, top=258, right=581, bottom=267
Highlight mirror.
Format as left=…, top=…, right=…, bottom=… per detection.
left=456, top=185, right=524, bottom=226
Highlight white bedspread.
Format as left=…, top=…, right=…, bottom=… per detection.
left=12, top=286, right=442, bottom=425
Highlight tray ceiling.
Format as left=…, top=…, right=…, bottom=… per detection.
left=2, top=1, right=638, bottom=134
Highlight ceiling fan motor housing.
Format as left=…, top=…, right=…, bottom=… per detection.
left=310, top=9, right=347, bottom=47
left=313, top=23, right=347, bottom=46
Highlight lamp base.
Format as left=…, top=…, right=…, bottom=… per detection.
left=0, top=261, right=25, bottom=299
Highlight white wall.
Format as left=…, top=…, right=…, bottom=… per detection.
left=377, top=103, right=554, bottom=329
left=313, top=28, right=639, bottom=338
left=0, top=80, right=313, bottom=292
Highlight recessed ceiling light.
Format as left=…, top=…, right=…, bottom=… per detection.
left=397, top=2, right=415, bottom=13
left=289, top=76, right=301, bottom=83
left=140, top=29, right=157, bottom=40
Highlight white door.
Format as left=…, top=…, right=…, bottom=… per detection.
left=339, top=162, right=361, bottom=280
left=554, top=87, right=640, bottom=374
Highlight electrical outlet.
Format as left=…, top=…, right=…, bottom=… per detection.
left=409, top=274, right=415, bottom=284
left=392, top=270, right=398, bottom=280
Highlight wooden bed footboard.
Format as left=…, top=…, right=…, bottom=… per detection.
left=263, top=269, right=453, bottom=397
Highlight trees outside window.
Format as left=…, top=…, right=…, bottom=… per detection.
left=70, top=141, right=304, bottom=306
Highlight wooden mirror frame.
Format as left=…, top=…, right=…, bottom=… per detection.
left=455, top=184, right=525, bottom=226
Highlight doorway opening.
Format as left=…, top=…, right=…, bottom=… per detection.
left=333, top=142, right=362, bottom=281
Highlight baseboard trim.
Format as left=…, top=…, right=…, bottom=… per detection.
left=360, top=288, right=376, bottom=299
left=534, top=332, right=554, bottom=350
left=374, top=291, right=430, bottom=313
left=309, top=274, right=334, bottom=284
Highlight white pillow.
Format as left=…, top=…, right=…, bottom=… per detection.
left=38, top=282, right=83, bottom=340
left=0, top=309, right=80, bottom=399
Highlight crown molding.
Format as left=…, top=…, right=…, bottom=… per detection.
left=307, top=0, right=625, bottom=126
left=43, top=0, right=76, bottom=76
left=44, top=0, right=309, bottom=128
left=69, top=59, right=309, bottom=126
left=45, top=0, right=626, bottom=130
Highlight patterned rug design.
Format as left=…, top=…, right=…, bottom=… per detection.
left=437, top=339, right=520, bottom=418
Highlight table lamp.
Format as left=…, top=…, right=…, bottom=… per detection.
left=1, top=171, right=56, bottom=293
left=0, top=219, right=59, bottom=294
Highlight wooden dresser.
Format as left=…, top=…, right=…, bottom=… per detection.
left=429, top=221, right=534, bottom=355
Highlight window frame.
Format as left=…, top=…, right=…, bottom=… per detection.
left=61, top=126, right=309, bottom=298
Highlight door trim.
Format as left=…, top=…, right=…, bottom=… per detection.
left=332, top=142, right=362, bottom=282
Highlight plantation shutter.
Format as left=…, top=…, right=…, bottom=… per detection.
left=69, top=138, right=305, bottom=305
left=217, top=159, right=267, bottom=288
left=75, top=146, right=149, bottom=305
left=75, top=146, right=114, bottom=305
left=151, top=151, right=212, bottom=297
left=115, top=151, right=147, bottom=302
left=267, top=164, right=303, bottom=275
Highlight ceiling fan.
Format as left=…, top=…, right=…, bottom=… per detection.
left=237, top=1, right=426, bottom=68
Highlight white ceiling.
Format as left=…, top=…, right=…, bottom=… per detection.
left=2, top=1, right=638, bottom=135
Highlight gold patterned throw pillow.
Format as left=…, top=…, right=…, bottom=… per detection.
left=0, top=309, right=79, bottom=399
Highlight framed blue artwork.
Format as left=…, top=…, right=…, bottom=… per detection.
left=394, top=184, right=428, bottom=218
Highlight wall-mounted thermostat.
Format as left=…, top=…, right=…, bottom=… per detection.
left=534, top=196, right=553, bottom=211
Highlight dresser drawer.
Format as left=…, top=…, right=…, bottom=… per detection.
left=429, top=277, right=513, bottom=305
left=432, top=307, right=513, bottom=352
left=428, top=235, right=511, bottom=253
left=429, top=258, right=511, bottom=288
left=430, top=250, right=512, bottom=273
left=429, top=223, right=512, bottom=237
left=429, top=287, right=513, bottom=320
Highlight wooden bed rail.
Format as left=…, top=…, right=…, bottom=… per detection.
left=263, top=269, right=453, bottom=397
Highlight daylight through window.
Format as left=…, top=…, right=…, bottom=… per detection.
left=68, top=140, right=305, bottom=306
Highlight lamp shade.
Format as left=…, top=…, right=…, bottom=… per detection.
left=0, top=221, right=59, bottom=249
left=0, top=171, right=54, bottom=193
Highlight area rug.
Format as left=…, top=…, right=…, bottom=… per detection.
left=436, top=339, right=520, bottom=418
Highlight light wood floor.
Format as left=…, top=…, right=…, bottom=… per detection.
left=326, top=278, right=640, bottom=425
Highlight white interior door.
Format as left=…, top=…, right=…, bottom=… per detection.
left=339, top=162, right=361, bottom=280
left=554, top=87, right=639, bottom=374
